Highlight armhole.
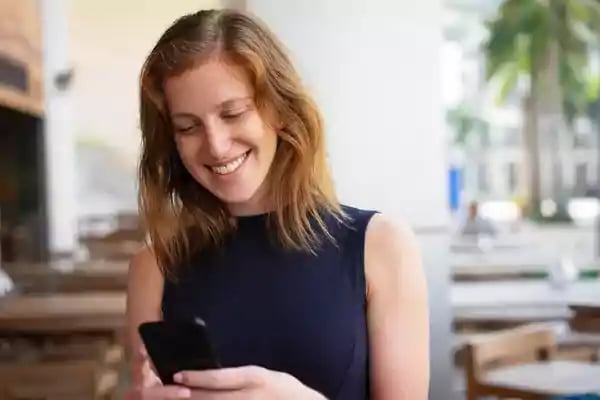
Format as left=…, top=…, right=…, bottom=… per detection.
left=346, top=209, right=379, bottom=301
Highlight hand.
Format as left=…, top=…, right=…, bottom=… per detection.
left=174, top=366, right=327, bottom=399
left=125, top=347, right=193, bottom=400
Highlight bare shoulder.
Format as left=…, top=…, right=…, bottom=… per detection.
left=365, top=213, right=420, bottom=266
left=366, top=213, right=418, bottom=245
left=127, top=245, right=163, bottom=297
left=126, top=245, right=164, bottom=350
left=364, top=214, right=430, bottom=398
left=129, top=245, right=159, bottom=271
left=128, top=246, right=163, bottom=284
left=364, top=213, right=423, bottom=296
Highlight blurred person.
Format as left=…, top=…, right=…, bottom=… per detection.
left=126, top=9, right=429, bottom=400
left=461, top=201, right=497, bottom=237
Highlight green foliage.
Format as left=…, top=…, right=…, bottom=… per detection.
left=587, top=75, right=600, bottom=126
left=446, top=104, right=490, bottom=145
left=484, top=0, right=600, bottom=123
left=588, top=75, right=600, bottom=102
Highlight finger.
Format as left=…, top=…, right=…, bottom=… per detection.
left=174, top=366, right=265, bottom=390
left=132, top=358, right=161, bottom=389
left=132, top=344, right=149, bottom=363
left=185, top=388, right=250, bottom=400
left=142, top=365, right=162, bottom=387
left=131, top=344, right=149, bottom=381
left=123, top=387, right=140, bottom=400
left=141, top=385, right=192, bottom=399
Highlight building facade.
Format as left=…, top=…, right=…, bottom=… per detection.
left=444, top=0, right=599, bottom=207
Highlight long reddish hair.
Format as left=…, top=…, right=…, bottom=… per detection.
left=138, top=9, right=341, bottom=276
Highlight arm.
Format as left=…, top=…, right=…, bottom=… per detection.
left=126, top=246, right=164, bottom=385
left=365, top=214, right=430, bottom=400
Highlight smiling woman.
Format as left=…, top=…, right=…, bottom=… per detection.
left=164, top=61, right=277, bottom=214
left=127, top=8, right=429, bottom=400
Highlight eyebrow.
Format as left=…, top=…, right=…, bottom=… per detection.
left=170, top=96, right=253, bottom=119
left=219, top=96, right=253, bottom=109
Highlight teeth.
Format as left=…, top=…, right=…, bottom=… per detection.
left=211, top=152, right=248, bottom=175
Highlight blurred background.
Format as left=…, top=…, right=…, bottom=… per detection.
left=1, top=0, right=600, bottom=399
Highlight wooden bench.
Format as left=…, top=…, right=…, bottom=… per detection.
left=463, top=324, right=600, bottom=399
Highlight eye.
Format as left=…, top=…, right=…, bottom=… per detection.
left=221, top=109, right=246, bottom=121
left=174, top=125, right=196, bottom=135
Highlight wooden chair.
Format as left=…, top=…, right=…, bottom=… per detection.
left=0, top=360, right=119, bottom=400
left=81, top=213, right=144, bottom=261
left=0, top=339, right=123, bottom=400
left=463, top=324, right=557, bottom=400
left=570, top=305, right=600, bottom=334
left=83, top=235, right=142, bottom=261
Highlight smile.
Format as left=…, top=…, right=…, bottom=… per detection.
left=208, top=151, right=250, bottom=175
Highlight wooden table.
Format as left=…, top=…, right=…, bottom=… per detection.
left=455, top=330, right=600, bottom=352
left=482, top=361, right=600, bottom=398
left=0, top=292, right=126, bottom=336
left=570, top=302, right=600, bottom=333
left=451, top=252, right=600, bottom=281
left=453, top=260, right=600, bottom=281
left=450, top=235, right=534, bottom=253
left=3, top=260, right=129, bottom=293
left=453, top=280, right=600, bottom=307
left=452, top=280, right=600, bottom=330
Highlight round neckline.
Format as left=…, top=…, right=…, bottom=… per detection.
left=233, top=212, right=272, bottom=227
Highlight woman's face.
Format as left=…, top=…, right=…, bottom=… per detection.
left=164, top=60, right=278, bottom=215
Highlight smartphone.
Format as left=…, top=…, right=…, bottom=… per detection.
left=138, top=318, right=220, bottom=385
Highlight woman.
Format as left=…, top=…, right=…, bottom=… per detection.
left=127, top=8, right=429, bottom=400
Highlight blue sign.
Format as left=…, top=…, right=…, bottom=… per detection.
left=448, top=167, right=462, bottom=212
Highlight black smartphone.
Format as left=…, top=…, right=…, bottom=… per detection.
left=138, top=318, right=221, bottom=385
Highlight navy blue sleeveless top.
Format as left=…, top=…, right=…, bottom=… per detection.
left=162, top=205, right=377, bottom=399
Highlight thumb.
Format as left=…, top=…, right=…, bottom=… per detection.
left=123, top=387, right=141, bottom=400
left=131, top=346, right=151, bottom=386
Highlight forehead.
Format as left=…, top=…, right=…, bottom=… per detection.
left=163, top=59, right=254, bottom=114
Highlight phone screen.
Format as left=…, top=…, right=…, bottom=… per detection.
left=138, top=318, right=220, bottom=384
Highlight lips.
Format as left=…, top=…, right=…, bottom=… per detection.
left=208, top=151, right=250, bottom=175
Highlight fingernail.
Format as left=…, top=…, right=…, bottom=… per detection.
left=173, top=372, right=183, bottom=383
left=177, top=388, right=191, bottom=398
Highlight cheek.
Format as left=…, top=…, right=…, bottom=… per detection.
left=175, top=137, right=202, bottom=167
left=252, top=119, right=277, bottom=152
left=243, top=114, right=278, bottom=147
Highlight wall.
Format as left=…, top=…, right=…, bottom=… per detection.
left=68, top=0, right=228, bottom=167
left=40, top=1, right=236, bottom=251
left=246, top=0, right=452, bottom=397
left=247, top=1, right=448, bottom=227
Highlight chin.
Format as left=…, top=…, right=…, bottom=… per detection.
left=193, top=161, right=270, bottom=213
left=210, top=184, right=263, bottom=208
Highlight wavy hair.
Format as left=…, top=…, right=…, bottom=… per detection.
left=138, top=9, right=342, bottom=276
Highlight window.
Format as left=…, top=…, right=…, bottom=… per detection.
left=507, top=162, right=518, bottom=192
left=478, top=163, right=489, bottom=192
left=574, top=133, right=593, bottom=148
left=575, top=163, right=588, bottom=194
left=503, top=128, right=520, bottom=147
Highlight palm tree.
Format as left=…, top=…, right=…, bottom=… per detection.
left=587, top=75, right=600, bottom=127
left=446, top=103, right=490, bottom=146
left=484, top=0, right=600, bottom=217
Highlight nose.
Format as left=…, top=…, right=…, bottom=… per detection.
left=204, top=119, right=232, bottom=160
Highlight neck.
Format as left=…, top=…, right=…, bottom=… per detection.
left=227, top=202, right=270, bottom=216
left=226, top=189, right=271, bottom=217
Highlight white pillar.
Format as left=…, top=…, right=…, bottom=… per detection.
left=40, top=0, right=78, bottom=255
left=246, top=1, right=451, bottom=397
